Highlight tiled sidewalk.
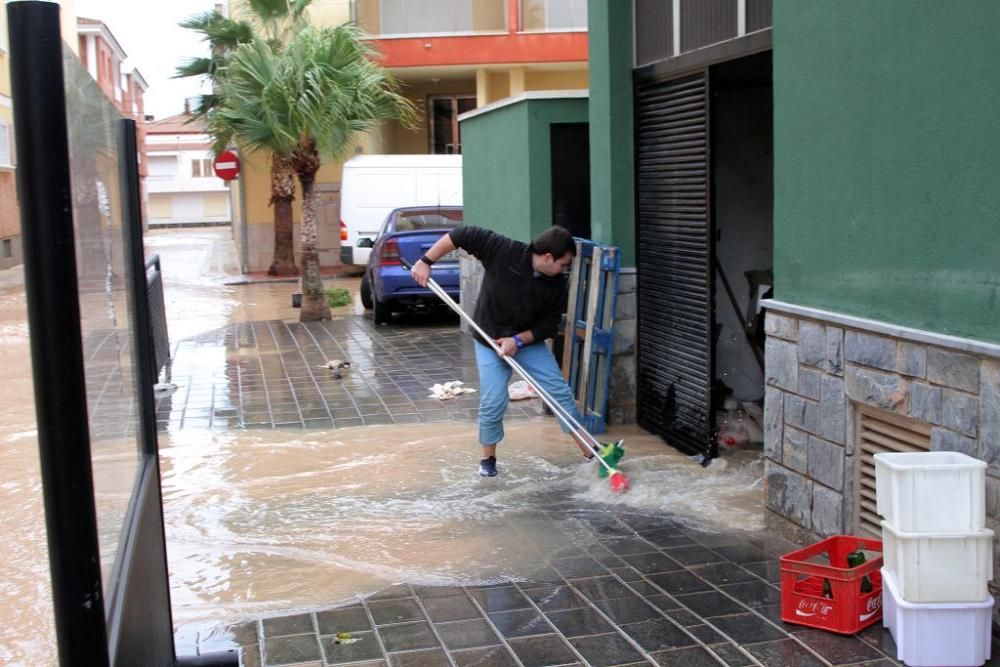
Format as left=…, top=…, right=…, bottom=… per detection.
left=157, top=316, right=542, bottom=431
left=204, top=511, right=928, bottom=667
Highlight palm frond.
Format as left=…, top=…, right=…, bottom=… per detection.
left=174, top=57, right=214, bottom=79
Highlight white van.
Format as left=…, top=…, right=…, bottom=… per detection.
left=339, top=154, right=463, bottom=268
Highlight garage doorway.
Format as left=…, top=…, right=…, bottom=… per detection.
left=635, top=50, right=773, bottom=460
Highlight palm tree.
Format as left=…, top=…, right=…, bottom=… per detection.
left=176, top=0, right=312, bottom=277
left=217, top=24, right=417, bottom=320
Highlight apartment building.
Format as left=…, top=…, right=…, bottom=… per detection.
left=229, top=0, right=588, bottom=272
left=145, top=112, right=232, bottom=227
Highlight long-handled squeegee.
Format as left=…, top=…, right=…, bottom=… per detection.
left=401, top=257, right=630, bottom=493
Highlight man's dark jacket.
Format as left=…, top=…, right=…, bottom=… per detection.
left=448, top=226, right=568, bottom=344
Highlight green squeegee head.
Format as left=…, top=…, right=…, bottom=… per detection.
left=596, top=439, right=626, bottom=478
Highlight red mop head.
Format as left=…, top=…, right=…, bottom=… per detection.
left=609, top=470, right=630, bottom=493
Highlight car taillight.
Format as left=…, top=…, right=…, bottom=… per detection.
left=340, top=220, right=348, bottom=241
left=380, top=238, right=400, bottom=266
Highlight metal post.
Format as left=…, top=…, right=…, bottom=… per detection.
left=8, top=2, right=110, bottom=664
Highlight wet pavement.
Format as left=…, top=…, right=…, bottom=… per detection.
left=0, top=227, right=990, bottom=666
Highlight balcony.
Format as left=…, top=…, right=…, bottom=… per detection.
left=352, top=0, right=587, bottom=38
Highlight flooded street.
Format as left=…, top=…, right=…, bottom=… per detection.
left=0, top=227, right=766, bottom=665
left=162, top=422, right=765, bottom=640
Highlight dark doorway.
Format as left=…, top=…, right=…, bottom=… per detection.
left=710, top=51, right=773, bottom=409
left=550, top=123, right=591, bottom=238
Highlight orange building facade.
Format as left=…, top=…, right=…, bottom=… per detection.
left=231, top=0, right=589, bottom=272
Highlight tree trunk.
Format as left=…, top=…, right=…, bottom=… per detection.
left=268, top=153, right=298, bottom=277
left=296, top=145, right=331, bottom=321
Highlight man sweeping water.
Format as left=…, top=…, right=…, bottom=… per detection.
left=411, top=225, right=619, bottom=480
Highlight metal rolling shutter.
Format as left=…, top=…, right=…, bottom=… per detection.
left=635, top=72, right=714, bottom=458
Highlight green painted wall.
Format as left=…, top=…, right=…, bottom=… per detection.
left=588, top=0, right=635, bottom=266
left=461, top=97, right=588, bottom=243
left=774, top=1, right=1000, bottom=343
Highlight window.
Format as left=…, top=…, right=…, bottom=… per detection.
left=191, top=158, right=213, bottom=178
left=360, top=0, right=506, bottom=36
left=521, top=0, right=588, bottom=31
left=0, top=122, right=11, bottom=167
left=2, top=239, right=10, bottom=259
left=429, top=95, right=476, bottom=154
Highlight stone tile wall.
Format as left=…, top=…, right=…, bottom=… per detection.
left=763, top=308, right=1000, bottom=610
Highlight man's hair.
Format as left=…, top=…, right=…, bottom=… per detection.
left=530, top=225, right=576, bottom=258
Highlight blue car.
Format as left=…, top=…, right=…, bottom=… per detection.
left=359, top=206, right=463, bottom=324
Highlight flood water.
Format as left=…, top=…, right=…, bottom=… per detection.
left=0, top=227, right=765, bottom=665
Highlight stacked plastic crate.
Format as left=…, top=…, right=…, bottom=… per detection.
left=874, top=452, right=994, bottom=666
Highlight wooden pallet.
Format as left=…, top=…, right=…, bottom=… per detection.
left=561, top=239, right=620, bottom=433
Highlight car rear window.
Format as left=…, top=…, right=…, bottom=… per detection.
left=394, top=209, right=463, bottom=232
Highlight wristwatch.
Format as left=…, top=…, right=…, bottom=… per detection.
left=512, top=334, right=525, bottom=349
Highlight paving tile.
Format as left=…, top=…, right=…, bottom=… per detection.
left=663, top=608, right=701, bottom=627
left=647, top=571, right=713, bottom=596
left=387, top=649, right=451, bottom=667
left=568, top=633, right=646, bottom=667
left=650, top=645, right=726, bottom=666
left=507, top=634, right=580, bottom=667
left=412, top=585, right=468, bottom=599
left=522, top=585, right=588, bottom=612
left=469, top=586, right=531, bottom=612
left=487, top=608, right=552, bottom=638
left=689, top=562, right=759, bottom=586
left=316, top=606, right=371, bottom=635
left=644, top=594, right=680, bottom=613
left=711, top=544, right=772, bottom=565
left=377, top=622, right=439, bottom=653
left=794, top=628, right=885, bottom=664
left=570, top=576, right=634, bottom=601
left=321, top=631, right=383, bottom=665
left=744, top=638, right=825, bottom=667
left=602, top=537, right=658, bottom=556
left=706, top=642, right=757, bottom=666
left=551, top=556, right=609, bottom=578
left=621, top=552, right=684, bottom=575
left=618, top=618, right=697, bottom=652
left=686, top=624, right=727, bottom=645
left=262, top=614, right=314, bottom=638
left=421, top=595, right=481, bottom=623
left=434, top=619, right=499, bottom=650
left=262, top=634, right=322, bottom=665
left=740, top=560, right=783, bottom=584
left=591, top=596, right=664, bottom=624
left=369, top=585, right=413, bottom=601
left=545, top=607, right=614, bottom=638
left=451, top=646, right=520, bottom=667
left=663, top=545, right=726, bottom=566
left=709, top=613, right=787, bottom=645
left=369, top=599, right=425, bottom=625
left=717, top=581, right=782, bottom=609
left=673, top=591, right=748, bottom=618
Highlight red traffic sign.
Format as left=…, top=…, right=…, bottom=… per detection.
left=213, top=150, right=240, bottom=181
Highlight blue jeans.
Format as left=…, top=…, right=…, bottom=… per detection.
left=474, top=340, right=584, bottom=446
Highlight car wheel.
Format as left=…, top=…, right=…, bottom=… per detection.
left=360, top=272, right=373, bottom=309
left=373, top=297, right=391, bottom=325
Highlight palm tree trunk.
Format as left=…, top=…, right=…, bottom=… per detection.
left=296, top=147, right=331, bottom=321
left=268, top=153, right=298, bottom=276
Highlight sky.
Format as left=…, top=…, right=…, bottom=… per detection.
left=73, top=0, right=216, bottom=120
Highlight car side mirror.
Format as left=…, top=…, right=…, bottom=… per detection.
left=357, top=237, right=374, bottom=248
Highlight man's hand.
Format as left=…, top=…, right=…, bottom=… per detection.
left=495, top=337, right=518, bottom=357
left=412, top=259, right=431, bottom=287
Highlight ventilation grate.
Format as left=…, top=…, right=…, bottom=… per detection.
left=854, top=406, right=931, bottom=538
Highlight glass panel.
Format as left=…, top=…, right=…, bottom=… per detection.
left=521, top=0, right=587, bottom=30
left=365, top=0, right=505, bottom=35
left=394, top=208, right=464, bottom=231
left=62, top=45, right=143, bottom=602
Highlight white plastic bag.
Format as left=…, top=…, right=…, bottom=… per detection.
left=508, top=380, right=538, bottom=401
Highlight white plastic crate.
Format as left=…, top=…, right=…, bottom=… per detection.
left=882, top=568, right=992, bottom=666
left=881, top=520, right=993, bottom=603
left=874, top=451, right=986, bottom=533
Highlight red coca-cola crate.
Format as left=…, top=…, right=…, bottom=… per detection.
left=780, top=535, right=884, bottom=634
